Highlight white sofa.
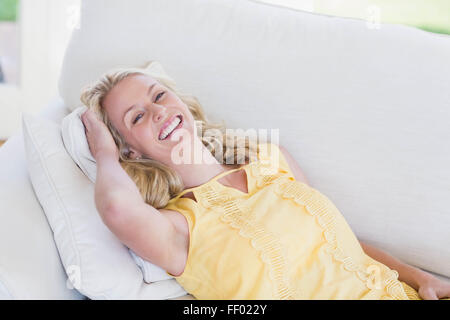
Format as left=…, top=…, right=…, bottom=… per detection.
left=1, top=0, right=449, bottom=299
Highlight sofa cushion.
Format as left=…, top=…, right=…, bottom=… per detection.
left=0, top=97, right=84, bottom=299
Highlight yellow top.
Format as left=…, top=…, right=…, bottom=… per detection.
left=164, top=142, right=409, bottom=300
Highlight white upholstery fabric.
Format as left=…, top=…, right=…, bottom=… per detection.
left=22, top=111, right=186, bottom=299
left=0, top=98, right=84, bottom=299
left=61, top=106, right=96, bottom=182
left=58, top=0, right=450, bottom=279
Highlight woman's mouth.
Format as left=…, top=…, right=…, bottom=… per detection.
left=159, top=114, right=183, bottom=140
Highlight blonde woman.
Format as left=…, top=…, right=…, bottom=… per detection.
left=80, top=63, right=450, bottom=300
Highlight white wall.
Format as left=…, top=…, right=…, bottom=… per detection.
left=0, top=0, right=80, bottom=139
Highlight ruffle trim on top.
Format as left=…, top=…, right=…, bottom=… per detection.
left=249, top=158, right=408, bottom=300
left=197, top=175, right=297, bottom=300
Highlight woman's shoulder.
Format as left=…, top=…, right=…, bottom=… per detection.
left=163, top=195, right=200, bottom=227
left=160, top=208, right=190, bottom=237
left=255, top=141, right=295, bottom=177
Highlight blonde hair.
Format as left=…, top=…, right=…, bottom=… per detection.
left=80, top=61, right=259, bottom=208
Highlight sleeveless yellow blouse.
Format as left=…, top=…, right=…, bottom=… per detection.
left=163, top=142, right=413, bottom=300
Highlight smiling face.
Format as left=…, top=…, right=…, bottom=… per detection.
left=102, top=74, right=196, bottom=164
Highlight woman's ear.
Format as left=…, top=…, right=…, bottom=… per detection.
left=122, top=147, right=142, bottom=160
left=128, top=149, right=142, bottom=160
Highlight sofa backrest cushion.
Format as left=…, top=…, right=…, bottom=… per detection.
left=58, top=0, right=450, bottom=278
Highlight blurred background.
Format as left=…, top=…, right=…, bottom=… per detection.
left=0, top=0, right=80, bottom=143
left=260, top=0, right=450, bottom=35
left=0, top=0, right=449, bottom=145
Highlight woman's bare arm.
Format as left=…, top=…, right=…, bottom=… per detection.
left=359, top=241, right=425, bottom=290
left=82, top=110, right=184, bottom=274
left=81, top=108, right=144, bottom=214
left=96, top=155, right=184, bottom=274
left=94, top=153, right=143, bottom=214
left=360, top=241, right=450, bottom=299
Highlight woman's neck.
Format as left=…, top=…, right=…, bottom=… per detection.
left=169, top=137, right=231, bottom=190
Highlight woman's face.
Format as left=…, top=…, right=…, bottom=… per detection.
left=103, top=74, right=195, bottom=164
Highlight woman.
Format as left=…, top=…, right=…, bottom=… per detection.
left=80, top=63, right=450, bottom=300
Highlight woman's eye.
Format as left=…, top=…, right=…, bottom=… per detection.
left=131, top=92, right=165, bottom=125
left=132, top=113, right=143, bottom=125
left=155, top=91, right=165, bottom=102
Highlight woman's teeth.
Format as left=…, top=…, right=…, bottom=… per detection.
left=159, top=116, right=181, bottom=140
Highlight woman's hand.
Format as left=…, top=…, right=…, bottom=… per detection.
left=81, top=109, right=119, bottom=162
left=359, top=241, right=450, bottom=300
left=417, top=273, right=450, bottom=300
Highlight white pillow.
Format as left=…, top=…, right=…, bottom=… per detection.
left=61, top=105, right=173, bottom=283
left=61, top=105, right=96, bottom=182
left=22, top=112, right=187, bottom=299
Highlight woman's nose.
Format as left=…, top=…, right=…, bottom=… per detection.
left=152, top=105, right=166, bottom=123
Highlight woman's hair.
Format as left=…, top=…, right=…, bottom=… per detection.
left=80, top=61, right=259, bottom=208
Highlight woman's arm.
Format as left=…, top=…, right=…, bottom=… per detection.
left=360, top=241, right=424, bottom=290
left=360, top=241, right=450, bottom=299
left=94, top=154, right=145, bottom=219
left=81, top=109, right=141, bottom=214
left=82, top=110, right=184, bottom=274
left=95, top=154, right=183, bottom=274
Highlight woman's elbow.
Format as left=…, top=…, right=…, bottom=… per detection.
left=95, top=193, right=128, bottom=227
